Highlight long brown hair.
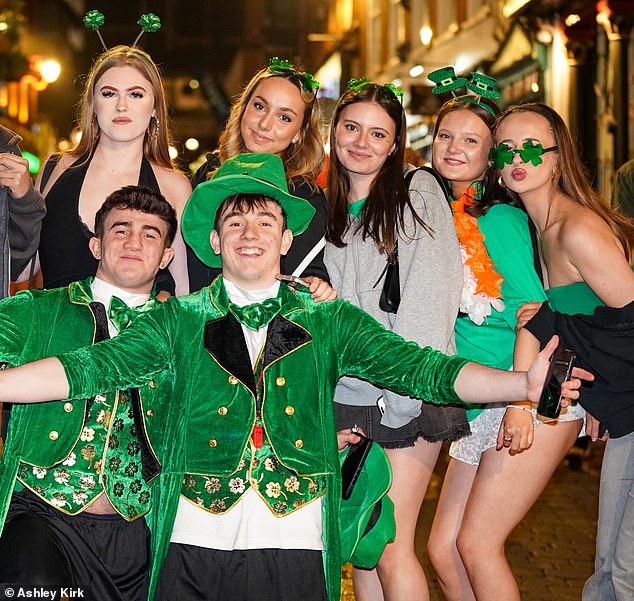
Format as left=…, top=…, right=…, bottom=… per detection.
left=432, top=96, right=507, bottom=217
left=70, top=45, right=174, bottom=169
left=326, top=84, right=429, bottom=260
left=496, top=102, right=634, bottom=261
left=218, top=67, right=324, bottom=188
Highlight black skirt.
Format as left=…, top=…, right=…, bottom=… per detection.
left=335, top=400, right=470, bottom=449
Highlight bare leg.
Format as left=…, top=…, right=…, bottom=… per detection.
left=354, top=437, right=442, bottom=601
left=427, top=458, right=478, bottom=601
left=458, top=419, right=582, bottom=601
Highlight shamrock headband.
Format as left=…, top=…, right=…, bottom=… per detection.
left=83, top=10, right=161, bottom=52
left=345, top=78, right=404, bottom=103
left=267, top=57, right=319, bottom=96
left=428, top=67, right=499, bottom=117
left=489, top=141, right=558, bottom=169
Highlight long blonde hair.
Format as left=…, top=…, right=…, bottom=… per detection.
left=70, top=45, right=174, bottom=169
left=218, top=67, right=324, bottom=188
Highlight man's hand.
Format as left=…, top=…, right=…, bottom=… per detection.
left=515, top=301, right=543, bottom=331
left=526, top=335, right=594, bottom=405
left=337, top=427, right=362, bottom=451
left=304, top=276, right=337, bottom=303
left=0, top=153, right=33, bottom=199
left=584, top=413, right=608, bottom=442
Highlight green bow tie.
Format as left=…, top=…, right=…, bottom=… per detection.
left=108, top=296, right=156, bottom=333
left=228, top=297, right=282, bottom=331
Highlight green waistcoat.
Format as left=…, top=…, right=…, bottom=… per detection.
left=0, top=279, right=167, bottom=530
left=57, top=276, right=469, bottom=601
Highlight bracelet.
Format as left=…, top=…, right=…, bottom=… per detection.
left=506, top=405, right=533, bottom=413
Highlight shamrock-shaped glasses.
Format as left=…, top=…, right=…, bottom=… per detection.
left=489, top=140, right=558, bottom=169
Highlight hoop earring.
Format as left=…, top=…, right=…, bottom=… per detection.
left=148, top=115, right=159, bottom=140
left=498, top=175, right=506, bottom=189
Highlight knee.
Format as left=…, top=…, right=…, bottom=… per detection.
left=457, top=527, right=487, bottom=571
left=427, top=528, right=456, bottom=573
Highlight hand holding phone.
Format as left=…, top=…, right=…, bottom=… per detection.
left=537, top=343, right=576, bottom=421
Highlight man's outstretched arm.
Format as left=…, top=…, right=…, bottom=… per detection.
left=0, top=357, right=69, bottom=403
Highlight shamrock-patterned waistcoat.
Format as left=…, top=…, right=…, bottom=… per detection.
left=0, top=278, right=166, bottom=530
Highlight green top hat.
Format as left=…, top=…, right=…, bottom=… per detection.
left=339, top=441, right=396, bottom=568
left=182, top=153, right=316, bottom=268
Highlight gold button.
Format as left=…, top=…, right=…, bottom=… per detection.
left=228, top=376, right=238, bottom=385
left=218, top=406, right=228, bottom=416
left=295, top=439, right=303, bottom=449
left=146, top=409, right=154, bottom=418
left=285, top=406, right=294, bottom=415
left=276, top=377, right=286, bottom=386
left=149, top=380, right=156, bottom=388
left=208, top=439, right=218, bottom=447
left=63, top=403, right=73, bottom=413
left=49, top=431, right=59, bottom=441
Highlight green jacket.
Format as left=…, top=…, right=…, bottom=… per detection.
left=57, top=276, right=468, bottom=601
left=0, top=279, right=166, bottom=526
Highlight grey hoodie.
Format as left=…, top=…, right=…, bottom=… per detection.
left=325, top=167, right=463, bottom=428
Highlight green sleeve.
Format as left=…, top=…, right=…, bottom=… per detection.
left=0, top=291, right=36, bottom=366
left=324, top=300, right=469, bottom=405
left=57, top=298, right=177, bottom=400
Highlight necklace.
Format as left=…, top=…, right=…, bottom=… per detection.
left=451, top=184, right=504, bottom=325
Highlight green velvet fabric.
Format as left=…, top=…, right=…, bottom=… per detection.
left=57, top=276, right=468, bottom=601
left=0, top=279, right=166, bottom=531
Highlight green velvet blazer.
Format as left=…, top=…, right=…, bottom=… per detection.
left=0, top=279, right=165, bottom=527
left=57, top=276, right=468, bottom=601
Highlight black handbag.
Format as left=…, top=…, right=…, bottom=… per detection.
left=378, top=247, right=400, bottom=313
left=376, top=166, right=452, bottom=314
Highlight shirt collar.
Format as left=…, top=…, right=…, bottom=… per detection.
left=223, top=278, right=280, bottom=308
left=91, top=277, right=150, bottom=309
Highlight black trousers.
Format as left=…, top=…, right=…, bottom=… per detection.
left=0, top=489, right=150, bottom=601
left=156, top=543, right=328, bottom=601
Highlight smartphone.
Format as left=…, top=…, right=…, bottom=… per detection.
left=341, top=433, right=373, bottom=500
left=536, top=344, right=576, bottom=422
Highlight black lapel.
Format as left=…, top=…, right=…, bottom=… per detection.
left=204, top=313, right=256, bottom=394
left=130, top=388, right=162, bottom=483
left=89, top=301, right=161, bottom=483
left=264, top=314, right=312, bottom=367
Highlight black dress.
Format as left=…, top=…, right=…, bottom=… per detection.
left=39, top=152, right=175, bottom=294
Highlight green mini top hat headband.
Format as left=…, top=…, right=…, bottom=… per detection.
left=428, top=66, right=499, bottom=117
left=267, top=57, right=320, bottom=95
left=83, top=10, right=161, bottom=52
left=345, top=77, right=404, bottom=103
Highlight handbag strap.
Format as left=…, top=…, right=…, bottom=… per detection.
left=404, top=165, right=452, bottom=205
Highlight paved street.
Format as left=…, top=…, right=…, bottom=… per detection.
left=342, top=440, right=604, bottom=601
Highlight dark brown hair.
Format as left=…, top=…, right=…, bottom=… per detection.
left=214, top=194, right=287, bottom=231
left=94, top=185, right=177, bottom=246
left=326, top=85, right=429, bottom=260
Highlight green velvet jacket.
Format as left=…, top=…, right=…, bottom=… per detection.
left=0, top=278, right=165, bottom=527
left=57, top=276, right=469, bottom=601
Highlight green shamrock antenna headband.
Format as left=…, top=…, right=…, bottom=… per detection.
left=83, top=10, right=162, bottom=52
left=428, top=66, right=499, bottom=117
left=267, top=57, right=320, bottom=95
left=345, top=78, right=404, bottom=103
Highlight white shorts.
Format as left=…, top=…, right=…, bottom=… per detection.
left=449, top=402, right=586, bottom=466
